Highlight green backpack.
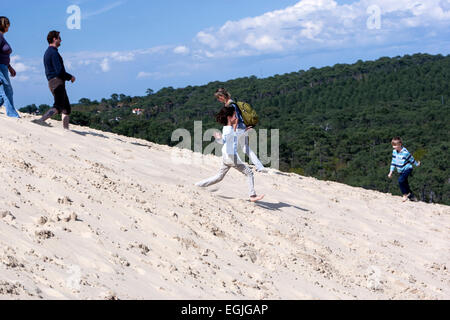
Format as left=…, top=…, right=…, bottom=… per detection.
left=235, top=101, right=259, bottom=127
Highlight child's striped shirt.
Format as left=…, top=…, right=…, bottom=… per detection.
left=390, top=147, right=419, bottom=173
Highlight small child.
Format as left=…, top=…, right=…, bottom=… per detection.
left=388, top=137, right=421, bottom=202
left=195, top=107, right=265, bottom=202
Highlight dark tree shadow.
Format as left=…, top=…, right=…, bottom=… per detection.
left=71, top=130, right=109, bottom=139
left=255, top=201, right=309, bottom=212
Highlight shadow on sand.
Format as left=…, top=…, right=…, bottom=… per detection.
left=216, top=194, right=310, bottom=212
left=71, top=130, right=109, bottom=139
left=254, top=201, right=309, bottom=212
left=216, top=195, right=234, bottom=200
left=131, top=142, right=152, bottom=148
left=31, top=119, right=53, bottom=127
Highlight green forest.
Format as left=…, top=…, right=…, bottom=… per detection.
left=21, top=53, right=450, bottom=205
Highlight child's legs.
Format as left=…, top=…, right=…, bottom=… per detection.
left=234, top=163, right=256, bottom=197
left=398, top=169, right=412, bottom=195
left=405, top=171, right=413, bottom=195
left=237, top=130, right=264, bottom=170
left=195, top=164, right=230, bottom=188
left=0, top=65, right=19, bottom=118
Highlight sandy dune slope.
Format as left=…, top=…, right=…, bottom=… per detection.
left=0, top=112, right=448, bottom=300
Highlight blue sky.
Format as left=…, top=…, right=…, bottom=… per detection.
left=2, top=0, right=450, bottom=107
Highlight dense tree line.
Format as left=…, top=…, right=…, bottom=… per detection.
left=20, top=53, right=450, bottom=204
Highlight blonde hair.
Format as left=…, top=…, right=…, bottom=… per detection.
left=0, top=17, right=10, bottom=33
left=214, top=88, right=231, bottom=101
left=391, top=137, right=403, bottom=146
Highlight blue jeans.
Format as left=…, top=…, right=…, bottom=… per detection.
left=0, top=64, right=20, bottom=118
left=398, top=168, right=413, bottom=195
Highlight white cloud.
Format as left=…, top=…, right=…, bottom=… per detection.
left=299, top=21, right=324, bottom=40
left=137, top=70, right=190, bottom=80
left=100, top=58, right=110, bottom=72
left=173, top=46, right=190, bottom=55
left=12, top=62, right=29, bottom=73
left=83, top=1, right=125, bottom=19
left=134, top=46, right=171, bottom=55
left=197, top=31, right=220, bottom=49
left=137, top=71, right=153, bottom=79
left=111, top=51, right=135, bottom=62
left=77, top=60, right=92, bottom=66
left=193, top=0, right=450, bottom=58
left=65, top=60, right=74, bottom=71
left=63, top=45, right=171, bottom=72
left=10, top=56, right=30, bottom=73
left=8, top=56, right=42, bottom=84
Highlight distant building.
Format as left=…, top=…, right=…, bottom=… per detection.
left=132, top=108, right=144, bottom=115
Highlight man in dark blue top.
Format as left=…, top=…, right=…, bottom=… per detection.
left=35, top=30, right=76, bottom=129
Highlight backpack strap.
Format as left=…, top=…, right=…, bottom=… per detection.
left=230, top=100, right=243, bottom=120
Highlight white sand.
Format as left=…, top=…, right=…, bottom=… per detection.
left=0, top=112, right=448, bottom=300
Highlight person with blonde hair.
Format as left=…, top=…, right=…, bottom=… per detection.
left=214, top=88, right=266, bottom=172
left=388, top=137, right=421, bottom=202
left=0, top=16, right=20, bottom=118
